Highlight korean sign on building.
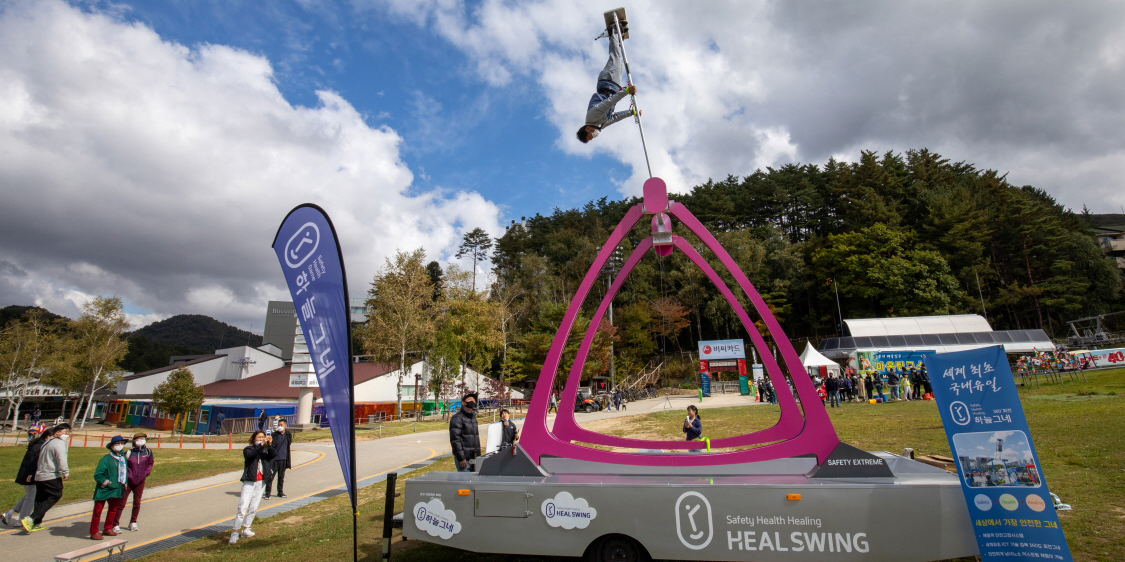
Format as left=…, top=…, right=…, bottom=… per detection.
left=698, top=339, right=745, bottom=360
left=927, top=346, right=1072, bottom=561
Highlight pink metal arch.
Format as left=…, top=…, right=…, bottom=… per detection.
left=519, top=177, right=840, bottom=466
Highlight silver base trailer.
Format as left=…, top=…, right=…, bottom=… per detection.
left=403, top=445, right=978, bottom=562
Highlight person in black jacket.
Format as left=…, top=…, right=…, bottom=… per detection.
left=229, top=431, right=274, bottom=545
left=825, top=374, right=840, bottom=408
left=264, top=420, right=291, bottom=500
left=499, top=409, right=519, bottom=448
left=257, top=410, right=268, bottom=432
left=2, top=428, right=52, bottom=526
left=449, top=393, right=480, bottom=472
left=683, top=405, right=703, bottom=452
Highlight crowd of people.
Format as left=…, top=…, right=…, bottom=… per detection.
left=3, top=413, right=295, bottom=545
left=812, top=365, right=934, bottom=406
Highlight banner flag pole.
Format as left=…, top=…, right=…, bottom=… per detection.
left=272, top=204, right=359, bottom=562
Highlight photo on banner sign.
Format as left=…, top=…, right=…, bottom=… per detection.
left=953, top=430, right=1042, bottom=488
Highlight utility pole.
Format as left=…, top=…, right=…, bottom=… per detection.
left=833, top=280, right=844, bottom=336
left=600, top=248, right=625, bottom=390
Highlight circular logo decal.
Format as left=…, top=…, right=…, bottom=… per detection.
left=1025, top=494, right=1046, bottom=512
left=973, top=494, right=993, bottom=511
left=703, top=345, right=712, bottom=354
left=950, top=401, right=972, bottom=426
left=998, top=494, right=1019, bottom=511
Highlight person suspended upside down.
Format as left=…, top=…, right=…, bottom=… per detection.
left=577, top=22, right=640, bottom=143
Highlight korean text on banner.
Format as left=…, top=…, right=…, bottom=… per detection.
left=926, top=346, right=1072, bottom=562
left=272, top=204, right=356, bottom=505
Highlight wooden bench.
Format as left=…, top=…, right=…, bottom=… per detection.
left=55, top=539, right=127, bottom=561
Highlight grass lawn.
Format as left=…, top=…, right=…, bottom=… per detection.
left=0, top=447, right=244, bottom=510
left=144, top=368, right=1124, bottom=562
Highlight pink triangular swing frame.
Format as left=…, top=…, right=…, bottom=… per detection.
left=519, top=177, right=840, bottom=467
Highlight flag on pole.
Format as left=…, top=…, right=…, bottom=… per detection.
left=272, top=204, right=357, bottom=507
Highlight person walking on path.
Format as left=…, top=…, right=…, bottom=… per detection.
left=683, top=405, right=703, bottom=453
left=229, top=431, right=275, bottom=545
left=89, top=436, right=127, bottom=540
left=257, top=410, right=268, bottom=432
left=449, top=392, right=480, bottom=473
left=548, top=392, right=558, bottom=414
left=499, top=409, right=519, bottom=448
left=23, top=423, right=70, bottom=532
left=112, top=433, right=153, bottom=533
left=32, top=409, right=40, bottom=423
left=576, top=23, right=638, bottom=143
left=612, top=390, right=621, bottom=412
left=2, top=427, right=51, bottom=527
left=264, top=420, right=291, bottom=500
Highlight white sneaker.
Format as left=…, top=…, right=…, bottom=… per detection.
left=129, top=522, right=138, bottom=532
left=112, top=525, right=122, bottom=534
left=229, top=531, right=239, bottom=544
left=241, top=528, right=255, bottom=538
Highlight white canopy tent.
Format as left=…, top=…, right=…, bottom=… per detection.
left=800, top=342, right=843, bottom=378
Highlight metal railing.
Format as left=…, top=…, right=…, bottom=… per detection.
left=219, top=415, right=297, bottom=435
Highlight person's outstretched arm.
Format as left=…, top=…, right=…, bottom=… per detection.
left=586, top=85, right=637, bottom=128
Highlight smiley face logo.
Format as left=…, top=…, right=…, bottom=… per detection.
left=284, top=222, right=320, bottom=269
left=675, top=491, right=713, bottom=550
left=702, top=345, right=712, bottom=355
left=950, top=401, right=971, bottom=426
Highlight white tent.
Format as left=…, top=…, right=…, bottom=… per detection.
left=800, top=342, right=842, bottom=377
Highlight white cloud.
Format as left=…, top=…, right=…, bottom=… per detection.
left=367, top=0, right=1125, bottom=210
left=541, top=491, right=597, bottom=529
left=0, top=0, right=501, bottom=329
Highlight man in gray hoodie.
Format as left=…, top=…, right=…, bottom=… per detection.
left=21, top=423, right=70, bottom=532
left=576, top=23, right=638, bottom=144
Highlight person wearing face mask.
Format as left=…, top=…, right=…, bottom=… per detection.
left=264, top=420, right=290, bottom=500
left=111, top=433, right=154, bottom=533
left=230, top=431, right=275, bottom=544
left=88, top=436, right=127, bottom=540
left=499, top=409, right=519, bottom=448
left=2, top=426, right=51, bottom=527
left=22, top=423, right=70, bottom=533
left=449, top=392, right=481, bottom=473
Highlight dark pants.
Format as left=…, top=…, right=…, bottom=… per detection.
left=266, top=459, right=287, bottom=496
left=113, top=480, right=145, bottom=526
left=90, top=497, right=123, bottom=534
left=31, top=478, right=63, bottom=525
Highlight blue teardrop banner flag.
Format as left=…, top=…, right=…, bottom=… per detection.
left=272, top=204, right=356, bottom=507
left=926, top=345, right=1072, bottom=561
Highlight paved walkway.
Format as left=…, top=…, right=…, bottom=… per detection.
left=0, top=393, right=765, bottom=561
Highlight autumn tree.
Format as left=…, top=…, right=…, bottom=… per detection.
left=436, top=266, right=502, bottom=393
left=70, top=297, right=130, bottom=428
left=152, top=366, right=204, bottom=434
left=363, top=249, right=435, bottom=417
left=0, top=310, right=76, bottom=431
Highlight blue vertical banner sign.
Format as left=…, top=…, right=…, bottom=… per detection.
left=926, top=346, right=1072, bottom=561
left=272, top=205, right=356, bottom=509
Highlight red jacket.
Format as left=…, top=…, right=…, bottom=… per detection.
left=126, top=446, right=154, bottom=486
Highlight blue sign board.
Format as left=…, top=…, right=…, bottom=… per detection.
left=700, top=372, right=711, bottom=397
left=873, top=349, right=934, bottom=372
left=926, top=346, right=1072, bottom=561
left=272, top=204, right=357, bottom=507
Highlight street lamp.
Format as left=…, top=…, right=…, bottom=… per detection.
left=600, top=247, right=626, bottom=391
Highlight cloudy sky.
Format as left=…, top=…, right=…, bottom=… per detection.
left=2, top=0, right=1123, bottom=333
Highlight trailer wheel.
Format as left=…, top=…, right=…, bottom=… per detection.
left=584, top=404, right=596, bottom=413
left=584, top=534, right=650, bottom=562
